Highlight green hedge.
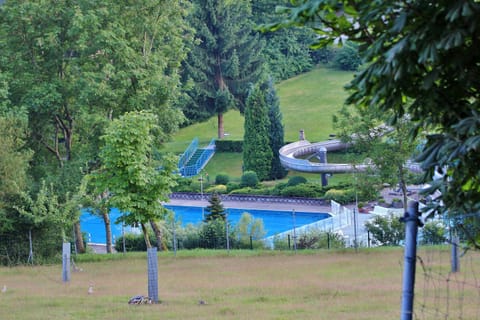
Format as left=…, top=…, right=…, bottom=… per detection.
left=215, top=140, right=243, bottom=152
left=323, top=188, right=357, bottom=204
left=279, top=183, right=325, bottom=198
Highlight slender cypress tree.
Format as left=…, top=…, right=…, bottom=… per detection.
left=181, top=0, right=265, bottom=138
left=265, top=77, right=288, bottom=179
left=243, top=84, right=273, bottom=181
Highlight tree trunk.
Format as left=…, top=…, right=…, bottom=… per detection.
left=102, top=208, right=113, bottom=253
left=74, top=221, right=85, bottom=253
left=141, top=222, right=152, bottom=249
left=150, top=220, right=167, bottom=251
left=217, top=112, right=224, bottom=139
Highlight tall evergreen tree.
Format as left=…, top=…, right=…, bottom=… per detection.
left=182, top=0, right=265, bottom=138
left=243, top=84, right=273, bottom=181
left=265, top=78, right=288, bottom=180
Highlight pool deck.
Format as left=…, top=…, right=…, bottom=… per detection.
left=166, top=198, right=332, bottom=214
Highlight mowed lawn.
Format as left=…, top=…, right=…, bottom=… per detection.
left=162, top=67, right=355, bottom=181
left=2, top=249, right=407, bottom=320
left=162, top=67, right=354, bottom=154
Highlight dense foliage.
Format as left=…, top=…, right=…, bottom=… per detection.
left=265, top=78, right=288, bottom=180
left=181, top=0, right=264, bottom=138
left=266, top=0, right=480, bottom=244
left=90, top=111, right=178, bottom=248
left=252, top=0, right=317, bottom=81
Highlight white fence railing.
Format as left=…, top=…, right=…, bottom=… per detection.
left=263, top=200, right=354, bottom=248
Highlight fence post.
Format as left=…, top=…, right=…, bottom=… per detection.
left=147, top=247, right=159, bottom=303
left=400, top=200, right=421, bottom=320
left=173, top=220, right=177, bottom=257
left=226, top=212, right=230, bottom=252
left=62, top=243, right=71, bottom=282
left=451, top=236, right=460, bottom=273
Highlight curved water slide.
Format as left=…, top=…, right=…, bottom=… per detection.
left=279, top=138, right=371, bottom=174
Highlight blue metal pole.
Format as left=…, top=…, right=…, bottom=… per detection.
left=400, top=201, right=421, bottom=320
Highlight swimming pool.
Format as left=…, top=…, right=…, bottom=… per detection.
left=80, top=205, right=330, bottom=244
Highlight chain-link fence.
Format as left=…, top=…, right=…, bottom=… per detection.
left=0, top=228, right=68, bottom=266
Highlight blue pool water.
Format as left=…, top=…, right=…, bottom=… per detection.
left=80, top=205, right=330, bottom=244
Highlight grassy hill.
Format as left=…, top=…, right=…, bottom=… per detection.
left=164, top=67, right=355, bottom=182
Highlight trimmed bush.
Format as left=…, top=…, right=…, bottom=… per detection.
left=323, top=188, right=357, bottom=204
left=270, top=182, right=288, bottom=196
left=287, top=176, right=308, bottom=186
left=240, top=171, right=259, bottom=188
left=215, top=140, right=243, bottom=152
left=229, top=187, right=273, bottom=195
left=205, top=184, right=228, bottom=194
left=215, top=173, right=230, bottom=185
left=279, top=183, right=324, bottom=198
left=226, top=182, right=241, bottom=193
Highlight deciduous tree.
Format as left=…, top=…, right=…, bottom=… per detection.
left=0, top=0, right=191, bottom=252
left=266, top=1, right=480, bottom=238
left=91, top=111, right=177, bottom=248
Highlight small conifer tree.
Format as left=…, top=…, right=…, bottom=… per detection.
left=204, top=192, right=226, bottom=222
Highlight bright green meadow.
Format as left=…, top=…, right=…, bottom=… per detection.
left=164, top=67, right=355, bottom=182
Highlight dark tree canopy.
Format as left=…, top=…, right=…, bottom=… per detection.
left=181, top=0, right=265, bottom=138
left=252, top=0, right=316, bottom=81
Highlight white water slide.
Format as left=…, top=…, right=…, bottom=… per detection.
left=279, top=138, right=370, bottom=174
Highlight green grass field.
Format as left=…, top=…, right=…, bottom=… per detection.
left=2, top=247, right=475, bottom=320
left=164, top=67, right=355, bottom=182
left=0, top=249, right=406, bottom=320
left=276, top=67, right=353, bottom=142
